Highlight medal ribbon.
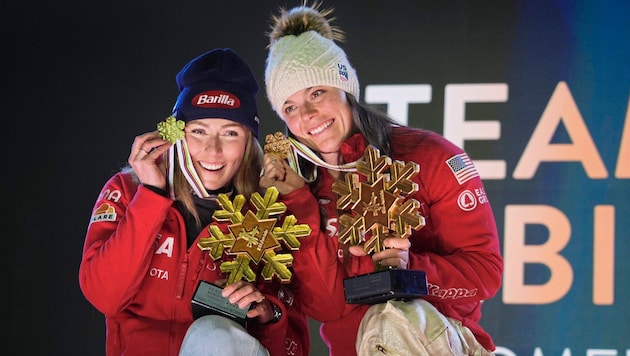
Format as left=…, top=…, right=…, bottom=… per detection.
left=286, top=137, right=359, bottom=182
left=166, top=139, right=210, bottom=199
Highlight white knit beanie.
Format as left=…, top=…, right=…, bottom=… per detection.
left=265, top=4, right=360, bottom=115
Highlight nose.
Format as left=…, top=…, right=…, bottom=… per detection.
left=299, top=101, right=317, bottom=121
left=204, top=136, right=222, bottom=153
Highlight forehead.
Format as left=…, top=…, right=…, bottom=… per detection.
left=186, top=118, right=245, bottom=129
left=285, top=86, right=339, bottom=103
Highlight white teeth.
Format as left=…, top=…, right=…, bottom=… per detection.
left=309, top=120, right=333, bottom=135
left=199, top=162, right=224, bottom=171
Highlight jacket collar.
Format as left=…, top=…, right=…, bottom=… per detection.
left=339, top=133, right=369, bottom=163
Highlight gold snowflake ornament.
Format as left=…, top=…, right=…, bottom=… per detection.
left=332, top=145, right=426, bottom=254
left=157, top=116, right=185, bottom=143
left=264, top=131, right=291, bottom=159
left=197, top=186, right=311, bottom=284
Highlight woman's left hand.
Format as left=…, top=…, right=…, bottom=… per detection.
left=348, top=236, right=411, bottom=269
left=221, top=280, right=274, bottom=323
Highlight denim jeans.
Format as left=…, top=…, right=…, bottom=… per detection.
left=179, top=315, right=270, bottom=356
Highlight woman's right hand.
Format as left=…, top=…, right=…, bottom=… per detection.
left=259, top=153, right=305, bottom=195
left=128, top=131, right=172, bottom=190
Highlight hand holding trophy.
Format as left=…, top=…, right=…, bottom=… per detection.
left=332, top=145, right=428, bottom=304
left=193, top=186, right=311, bottom=324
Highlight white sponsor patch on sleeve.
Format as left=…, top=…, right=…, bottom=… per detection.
left=90, top=203, right=117, bottom=223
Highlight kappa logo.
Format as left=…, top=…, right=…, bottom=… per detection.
left=428, top=282, right=478, bottom=299
left=192, top=90, right=240, bottom=109
left=285, top=337, right=299, bottom=356
left=90, top=203, right=117, bottom=223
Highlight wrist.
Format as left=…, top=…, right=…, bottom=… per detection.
left=143, top=183, right=167, bottom=196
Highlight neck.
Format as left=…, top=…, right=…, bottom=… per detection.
left=321, top=151, right=343, bottom=179
left=320, top=151, right=342, bottom=166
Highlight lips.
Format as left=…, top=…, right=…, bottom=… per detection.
left=308, top=119, right=333, bottom=135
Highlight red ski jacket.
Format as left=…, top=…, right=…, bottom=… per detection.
left=283, top=127, right=503, bottom=356
left=79, top=172, right=311, bottom=356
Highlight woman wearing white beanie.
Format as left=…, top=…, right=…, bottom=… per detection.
left=260, top=3, right=503, bottom=356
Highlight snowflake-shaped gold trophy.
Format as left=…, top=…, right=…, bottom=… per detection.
left=332, top=145, right=428, bottom=304
left=192, top=132, right=310, bottom=323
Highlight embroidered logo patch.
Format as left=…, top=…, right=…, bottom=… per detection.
left=445, top=153, right=479, bottom=185
left=457, top=190, right=477, bottom=211
left=90, top=203, right=117, bottom=223
left=337, top=63, right=349, bottom=82
left=192, top=90, right=240, bottom=109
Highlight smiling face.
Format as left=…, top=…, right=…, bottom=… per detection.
left=281, top=86, right=355, bottom=165
left=184, top=118, right=249, bottom=191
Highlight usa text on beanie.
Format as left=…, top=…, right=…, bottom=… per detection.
left=264, top=4, right=360, bottom=115
left=173, top=48, right=260, bottom=138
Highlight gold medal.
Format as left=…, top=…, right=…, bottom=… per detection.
left=264, top=131, right=291, bottom=159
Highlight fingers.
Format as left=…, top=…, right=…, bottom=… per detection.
left=127, top=131, right=173, bottom=189
left=348, top=245, right=367, bottom=257
left=384, top=237, right=411, bottom=250
left=221, top=281, right=274, bottom=322
left=260, top=154, right=286, bottom=182
left=130, top=131, right=171, bottom=159
left=259, top=153, right=306, bottom=194
left=359, top=237, right=411, bottom=269
left=221, top=280, right=267, bottom=310
left=246, top=297, right=273, bottom=322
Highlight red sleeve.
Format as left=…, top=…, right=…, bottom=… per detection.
left=279, top=185, right=347, bottom=322
left=405, top=133, right=503, bottom=304
left=78, top=173, right=174, bottom=315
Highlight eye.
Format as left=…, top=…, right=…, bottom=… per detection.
left=221, top=130, right=239, bottom=137
left=311, top=89, right=323, bottom=98
left=283, top=105, right=297, bottom=115
left=188, top=128, right=205, bottom=135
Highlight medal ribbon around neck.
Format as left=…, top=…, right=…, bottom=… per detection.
left=285, top=137, right=360, bottom=182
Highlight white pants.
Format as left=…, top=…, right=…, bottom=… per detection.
left=356, top=299, right=494, bottom=356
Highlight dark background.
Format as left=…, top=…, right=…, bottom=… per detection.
left=6, top=0, right=628, bottom=354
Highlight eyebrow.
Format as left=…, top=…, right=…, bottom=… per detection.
left=283, top=87, right=317, bottom=106
left=187, top=120, right=246, bottom=129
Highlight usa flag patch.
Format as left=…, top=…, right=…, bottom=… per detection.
left=337, top=63, right=349, bottom=82
left=446, top=153, right=479, bottom=185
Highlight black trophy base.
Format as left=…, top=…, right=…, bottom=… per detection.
left=343, top=268, right=428, bottom=304
left=191, top=280, right=250, bottom=326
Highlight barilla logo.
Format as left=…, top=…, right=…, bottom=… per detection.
left=192, top=90, right=240, bottom=109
